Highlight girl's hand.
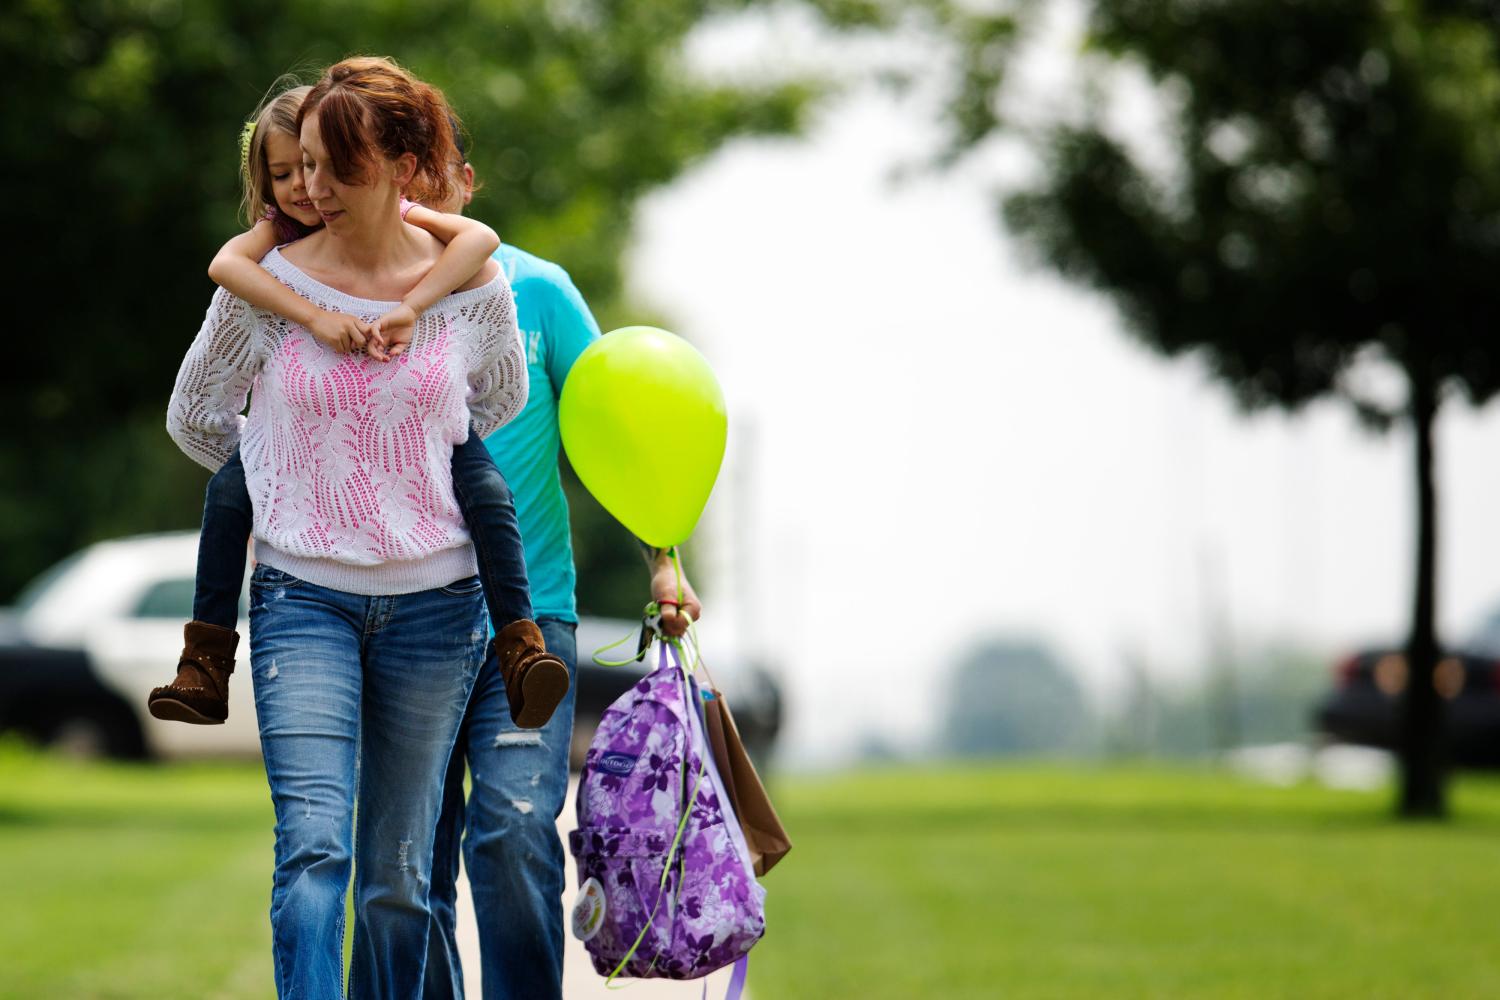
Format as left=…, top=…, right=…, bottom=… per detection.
left=306, top=310, right=371, bottom=354
left=368, top=304, right=418, bottom=362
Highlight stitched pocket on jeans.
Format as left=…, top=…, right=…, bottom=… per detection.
left=440, top=575, right=483, bottom=597
left=248, top=566, right=302, bottom=611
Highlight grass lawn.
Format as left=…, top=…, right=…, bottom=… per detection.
left=7, top=745, right=1500, bottom=998
left=0, top=744, right=275, bottom=999
left=753, top=765, right=1500, bottom=999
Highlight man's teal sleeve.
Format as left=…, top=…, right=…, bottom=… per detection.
left=546, top=273, right=602, bottom=396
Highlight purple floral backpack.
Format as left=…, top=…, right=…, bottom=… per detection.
left=569, top=640, right=766, bottom=993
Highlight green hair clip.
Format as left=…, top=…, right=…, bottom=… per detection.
left=238, top=118, right=257, bottom=174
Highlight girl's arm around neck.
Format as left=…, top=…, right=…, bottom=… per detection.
left=208, top=222, right=317, bottom=325
left=400, top=204, right=501, bottom=308
left=208, top=221, right=368, bottom=354
left=367, top=206, right=500, bottom=360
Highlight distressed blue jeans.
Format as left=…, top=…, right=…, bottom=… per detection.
left=425, top=618, right=578, bottom=999
left=248, top=563, right=489, bottom=1000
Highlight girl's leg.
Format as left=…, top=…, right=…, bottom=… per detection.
left=450, top=425, right=567, bottom=729
left=449, top=425, right=532, bottom=630
left=195, top=449, right=253, bottom=628
left=246, top=565, right=364, bottom=999
left=148, top=450, right=253, bottom=724
left=348, top=576, right=487, bottom=1000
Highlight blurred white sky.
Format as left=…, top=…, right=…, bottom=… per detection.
left=626, top=6, right=1500, bottom=766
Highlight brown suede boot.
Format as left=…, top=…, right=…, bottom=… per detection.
left=494, top=619, right=570, bottom=729
left=147, top=621, right=239, bottom=725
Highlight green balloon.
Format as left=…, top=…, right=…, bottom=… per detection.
left=559, top=326, right=728, bottom=548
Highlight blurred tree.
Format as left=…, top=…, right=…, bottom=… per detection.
left=934, top=0, right=1500, bottom=817
left=0, top=0, right=874, bottom=611
left=940, top=637, right=1093, bottom=757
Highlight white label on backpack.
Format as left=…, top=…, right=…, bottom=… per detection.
left=599, top=751, right=639, bottom=775
left=572, top=877, right=606, bottom=942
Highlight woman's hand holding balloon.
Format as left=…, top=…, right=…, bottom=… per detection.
left=559, top=325, right=722, bottom=640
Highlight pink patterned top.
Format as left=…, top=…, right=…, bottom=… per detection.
left=166, top=247, right=529, bottom=595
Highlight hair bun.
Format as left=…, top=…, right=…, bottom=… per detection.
left=299, top=56, right=463, bottom=207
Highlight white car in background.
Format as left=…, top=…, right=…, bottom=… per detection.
left=0, top=532, right=783, bottom=766
left=2, top=532, right=255, bottom=759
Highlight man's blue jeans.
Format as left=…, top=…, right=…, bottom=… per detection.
left=425, top=617, right=578, bottom=999
left=248, top=563, right=489, bottom=1000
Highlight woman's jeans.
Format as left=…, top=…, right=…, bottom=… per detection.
left=198, top=426, right=531, bottom=631
left=248, top=563, right=489, bottom=1000
left=424, top=618, right=578, bottom=1000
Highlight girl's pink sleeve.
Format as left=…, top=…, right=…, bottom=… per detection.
left=400, top=198, right=416, bottom=220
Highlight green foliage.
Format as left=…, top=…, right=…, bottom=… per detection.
left=0, top=0, right=831, bottom=601
left=930, top=0, right=1498, bottom=812
left=993, top=2, right=1500, bottom=410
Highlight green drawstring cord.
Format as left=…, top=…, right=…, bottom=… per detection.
left=671, top=545, right=685, bottom=610
left=592, top=622, right=649, bottom=667
left=591, top=547, right=702, bottom=672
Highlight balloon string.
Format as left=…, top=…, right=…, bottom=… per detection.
left=671, top=545, right=684, bottom=608
left=669, top=546, right=701, bottom=671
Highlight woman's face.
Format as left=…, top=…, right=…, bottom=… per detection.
left=300, top=109, right=401, bottom=234
left=263, top=129, right=320, bottom=229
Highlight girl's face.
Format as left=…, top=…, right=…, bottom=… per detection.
left=262, top=129, right=319, bottom=229
left=300, top=110, right=405, bottom=234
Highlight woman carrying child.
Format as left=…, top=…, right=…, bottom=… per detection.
left=150, top=77, right=567, bottom=735
left=163, top=56, right=553, bottom=997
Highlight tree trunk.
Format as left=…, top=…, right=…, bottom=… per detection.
left=1397, top=372, right=1446, bottom=818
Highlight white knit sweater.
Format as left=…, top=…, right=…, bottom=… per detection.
left=167, top=247, right=529, bottom=595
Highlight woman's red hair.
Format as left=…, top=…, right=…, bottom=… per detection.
left=298, top=56, right=461, bottom=205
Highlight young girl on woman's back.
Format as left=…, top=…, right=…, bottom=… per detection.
left=146, top=83, right=568, bottom=730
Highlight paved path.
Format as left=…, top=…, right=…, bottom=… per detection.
left=452, top=777, right=749, bottom=998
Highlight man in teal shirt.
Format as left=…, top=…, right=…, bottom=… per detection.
left=425, top=142, right=701, bottom=999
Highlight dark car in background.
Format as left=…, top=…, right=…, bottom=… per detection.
left=0, top=532, right=783, bottom=769
left=1316, top=608, right=1500, bottom=767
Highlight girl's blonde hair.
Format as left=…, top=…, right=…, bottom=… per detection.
left=239, top=80, right=313, bottom=230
